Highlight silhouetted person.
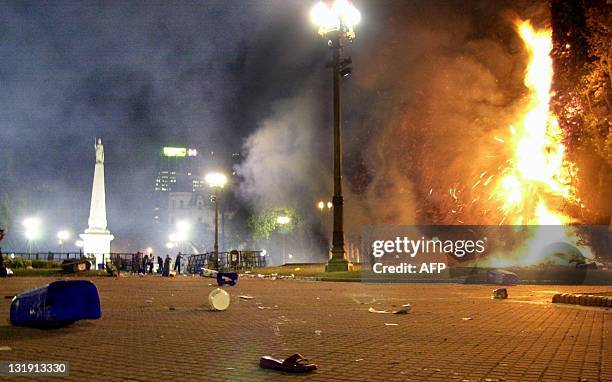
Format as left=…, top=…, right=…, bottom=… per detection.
left=0, top=229, right=6, bottom=278
left=142, top=254, right=148, bottom=274
left=148, top=257, right=154, bottom=274
left=157, top=256, right=163, bottom=274
left=174, top=253, right=182, bottom=274
left=134, top=251, right=143, bottom=274
left=163, top=255, right=171, bottom=277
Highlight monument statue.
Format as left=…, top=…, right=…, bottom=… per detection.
left=81, top=137, right=114, bottom=269
left=95, top=138, right=104, bottom=164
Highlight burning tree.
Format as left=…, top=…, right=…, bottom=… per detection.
left=551, top=0, right=611, bottom=226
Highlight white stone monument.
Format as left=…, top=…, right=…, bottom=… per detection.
left=80, top=138, right=114, bottom=268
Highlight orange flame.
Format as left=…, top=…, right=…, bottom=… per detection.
left=489, top=20, right=575, bottom=226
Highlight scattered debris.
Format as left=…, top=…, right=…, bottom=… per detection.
left=492, top=288, right=508, bottom=299
left=259, top=353, right=317, bottom=373
left=384, top=323, right=399, bottom=326
left=168, top=306, right=176, bottom=311
left=208, top=288, right=230, bottom=311
left=0, top=346, right=12, bottom=351
left=487, top=269, right=518, bottom=285
left=368, top=304, right=411, bottom=314
left=355, top=358, right=364, bottom=362
left=314, top=330, right=322, bottom=335
left=257, top=306, right=272, bottom=310
left=294, top=267, right=301, bottom=271
left=461, top=317, right=473, bottom=321
left=239, top=295, right=255, bottom=300
left=201, top=268, right=218, bottom=277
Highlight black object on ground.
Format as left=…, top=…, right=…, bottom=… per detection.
left=492, top=288, right=508, bottom=299
left=259, top=353, right=317, bottom=373
left=217, top=272, right=238, bottom=286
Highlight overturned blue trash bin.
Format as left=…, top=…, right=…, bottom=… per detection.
left=10, top=280, right=101, bottom=329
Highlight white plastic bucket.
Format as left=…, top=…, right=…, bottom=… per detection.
left=208, top=288, right=230, bottom=311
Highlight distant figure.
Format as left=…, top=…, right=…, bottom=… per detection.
left=142, top=254, right=148, bottom=274
left=174, top=253, right=182, bottom=274
left=0, top=229, right=6, bottom=278
left=134, top=251, right=143, bottom=274
left=148, top=257, right=154, bottom=274
left=157, top=256, right=163, bottom=274
left=163, top=255, right=171, bottom=277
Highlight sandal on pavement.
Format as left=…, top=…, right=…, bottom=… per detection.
left=259, top=353, right=317, bottom=373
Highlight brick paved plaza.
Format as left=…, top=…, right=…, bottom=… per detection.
left=0, top=276, right=609, bottom=381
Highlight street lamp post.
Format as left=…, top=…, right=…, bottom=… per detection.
left=311, top=0, right=360, bottom=272
left=57, top=230, right=71, bottom=253
left=23, top=217, right=42, bottom=255
left=205, top=172, right=227, bottom=269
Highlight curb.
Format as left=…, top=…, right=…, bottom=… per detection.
left=552, top=293, right=612, bottom=308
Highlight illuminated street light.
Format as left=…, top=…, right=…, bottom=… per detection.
left=317, top=200, right=333, bottom=211
left=23, top=217, right=42, bottom=253
left=176, top=220, right=190, bottom=233
left=146, top=247, right=153, bottom=255
left=75, top=240, right=84, bottom=248
left=206, top=172, right=228, bottom=267
left=311, top=0, right=360, bottom=272
left=57, top=230, right=71, bottom=252
left=204, top=172, right=228, bottom=189
left=276, top=216, right=291, bottom=225
left=165, top=242, right=175, bottom=250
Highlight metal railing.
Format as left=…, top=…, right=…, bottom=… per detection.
left=187, top=250, right=265, bottom=273
left=4, top=250, right=266, bottom=274
left=2, top=252, right=86, bottom=261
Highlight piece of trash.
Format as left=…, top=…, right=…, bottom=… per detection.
left=10, top=280, right=101, bottom=329
left=168, top=306, right=176, bottom=311
left=355, top=358, right=364, bottom=362
left=368, top=304, right=411, bottom=314
left=259, top=353, right=317, bottom=373
left=145, top=299, right=154, bottom=304
left=492, top=288, right=508, bottom=299
left=384, top=323, right=399, bottom=326
left=217, top=272, right=238, bottom=286
left=239, top=295, right=254, bottom=300
left=0, top=346, right=12, bottom=351
left=225, top=367, right=235, bottom=370
left=201, top=268, right=218, bottom=277
left=461, top=317, right=473, bottom=321
left=208, top=288, right=230, bottom=311
left=294, top=267, right=301, bottom=271
left=314, top=330, right=322, bottom=335
left=257, top=306, right=271, bottom=310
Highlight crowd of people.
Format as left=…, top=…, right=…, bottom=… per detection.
left=109, top=252, right=185, bottom=277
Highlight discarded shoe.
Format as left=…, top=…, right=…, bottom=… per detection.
left=259, top=353, right=317, bottom=373
left=216, top=272, right=238, bottom=286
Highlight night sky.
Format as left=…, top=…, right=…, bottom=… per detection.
left=0, top=0, right=544, bottom=254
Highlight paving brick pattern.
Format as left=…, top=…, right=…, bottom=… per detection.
left=0, top=277, right=609, bottom=381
